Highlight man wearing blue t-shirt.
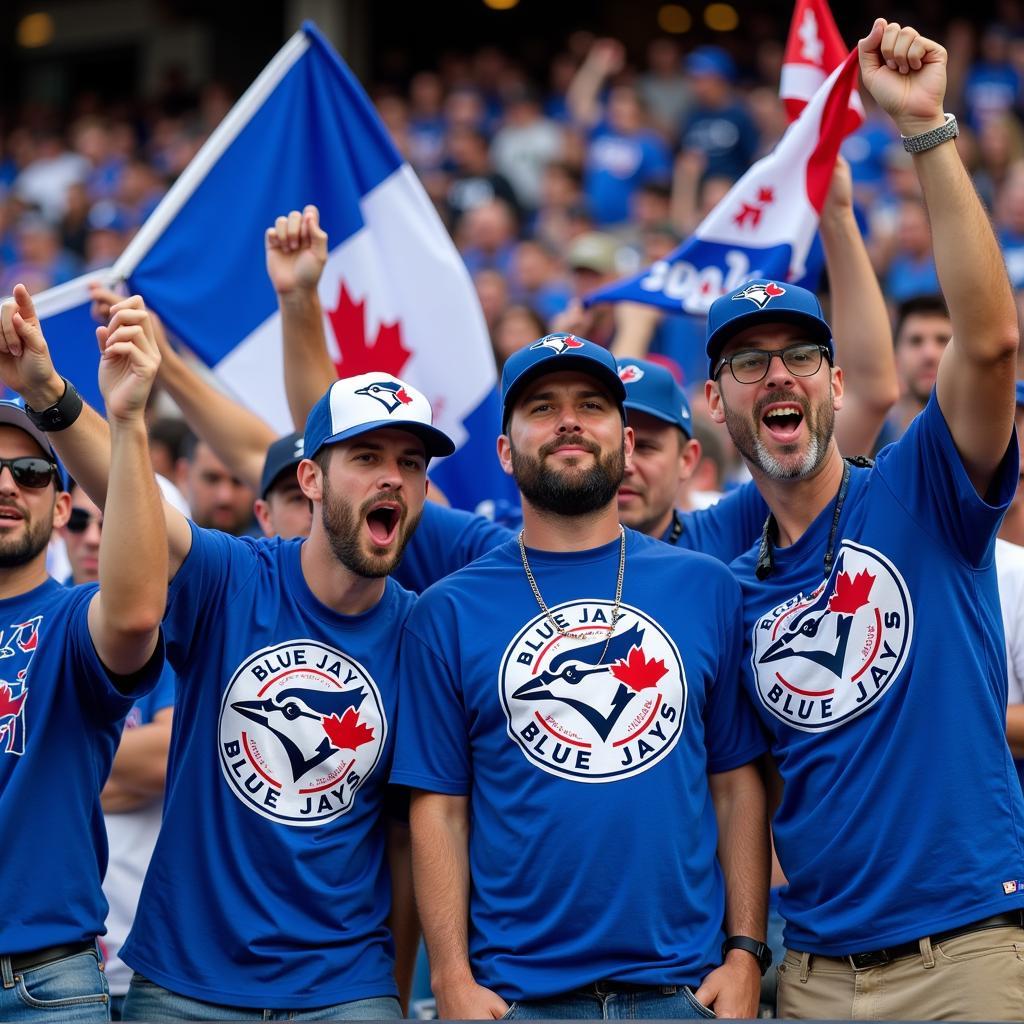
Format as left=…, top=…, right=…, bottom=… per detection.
left=393, top=334, right=770, bottom=1020
left=703, top=20, right=1024, bottom=1020
left=1, top=288, right=456, bottom=1018
left=0, top=285, right=167, bottom=1022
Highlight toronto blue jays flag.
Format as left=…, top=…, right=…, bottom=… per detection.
left=18, top=23, right=512, bottom=513
left=585, top=50, right=860, bottom=317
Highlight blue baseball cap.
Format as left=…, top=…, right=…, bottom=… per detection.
left=706, top=280, right=834, bottom=378
left=259, top=431, right=305, bottom=498
left=500, top=333, right=626, bottom=430
left=686, top=46, right=737, bottom=81
left=617, top=358, right=692, bottom=438
left=303, top=372, right=455, bottom=461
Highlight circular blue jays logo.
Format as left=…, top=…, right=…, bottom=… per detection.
left=499, top=601, right=685, bottom=783
left=751, top=541, right=914, bottom=732
left=218, top=640, right=386, bottom=826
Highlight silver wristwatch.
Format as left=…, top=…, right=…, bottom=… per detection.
left=901, top=113, right=959, bottom=154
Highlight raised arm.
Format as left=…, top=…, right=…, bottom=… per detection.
left=409, top=791, right=508, bottom=1020
left=821, top=156, right=899, bottom=456
left=860, top=19, right=1019, bottom=493
left=92, top=285, right=275, bottom=493
left=566, top=38, right=625, bottom=130
left=0, top=287, right=193, bottom=579
left=267, top=205, right=337, bottom=426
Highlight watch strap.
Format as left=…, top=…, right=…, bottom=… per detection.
left=24, top=377, right=84, bottom=432
left=722, top=935, right=772, bottom=976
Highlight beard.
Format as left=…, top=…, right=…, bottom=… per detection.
left=723, top=387, right=835, bottom=482
left=511, top=434, right=626, bottom=516
left=320, top=476, right=421, bottom=579
left=0, top=505, right=52, bottom=569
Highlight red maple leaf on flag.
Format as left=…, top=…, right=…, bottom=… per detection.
left=733, top=202, right=763, bottom=228
left=757, top=187, right=775, bottom=204
left=322, top=708, right=375, bottom=751
left=0, top=684, right=26, bottom=719
left=609, top=645, right=668, bottom=692
left=327, top=282, right=412, bottom=379
left=828, top=569, right=875, bottom=615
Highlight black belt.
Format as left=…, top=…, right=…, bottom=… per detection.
left=586, top=981, right=678, bottom=996
left=844, top=910, right=1024, bottom=969
left=7, top=941, right=94, bottom=974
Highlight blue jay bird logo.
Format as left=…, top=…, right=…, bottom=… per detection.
left=355, top=380, right=414, bottom=414
left=530, top=334, right=585, bottom=355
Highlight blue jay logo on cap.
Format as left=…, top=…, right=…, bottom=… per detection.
left=531, top=334, right=585, bottom=355
left=293, top=436, right=304, bottom=457
left=618, top=364, right=645, bottom=384
left=734, top=281, right=787, bottom=309
left=354, top=380, right=415, bottom=414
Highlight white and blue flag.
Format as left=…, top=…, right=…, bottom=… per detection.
left=585, top=50, right=860, bottom=317
left=21, top=23, right=512, bottom=512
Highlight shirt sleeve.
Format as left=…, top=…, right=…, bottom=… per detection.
left=681, top=481, right=768, bottom=563
left=704, top=573, right=768, bottom=773
left=874, top=392, right=1018, bottom=568
left=390, top=610, right=472, bottom=795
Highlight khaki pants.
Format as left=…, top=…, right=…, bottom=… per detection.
left=777, top=927, right=1024, bottom=1021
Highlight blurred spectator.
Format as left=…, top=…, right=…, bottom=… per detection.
left=491, top=304, right=547, bottom=371
left=997, top=164, right=1024, bottom=288
left=148, top=416, right=190, bottom=481
left=490, top=87, right=564, bottom=211
left=0, top=214, right=80, bottom=295
left=444, top=125, right=519, bottom=230
left=458, top=198, right=518, bottom=277
left=507, top=239, right=571, bottom=321
left=964, top=24, right=1021, bottom=130
left=83, top=200, right=129, bottom=272
left=408, top=71, right=448, bottom=173
left=71, top=117, right=125, bottom=202
left=882, top=199, right=941, bottom=304
left=638, top=37, right=692, bottom=143
left=474, top=268, right=509, bottom=335
left=973, top=112, right=1024, bottom=207
left=13, top=130, right=89, bottom=223
left=174, top=434, right=257, bottom=535
left=532, top=161, right=584, bottom=250
left=680, top=47, right=758, bottom=182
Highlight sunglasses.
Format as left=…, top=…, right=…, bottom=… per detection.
left=0, top=457, right=58, bottom=490
left=66, top=507, right=103, bottom=533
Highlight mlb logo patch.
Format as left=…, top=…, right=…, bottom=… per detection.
left=618, top=364, right=644, bottom=384
left=531, top=334, right=584, bottom=355
left=733, top=281, right=786, bottom=308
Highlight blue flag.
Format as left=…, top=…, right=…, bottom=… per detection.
left=22, top=23, right=514, bottom=514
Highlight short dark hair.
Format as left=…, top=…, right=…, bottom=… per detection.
left=150, top=417, right=191, bottom=463
left=893, top=294, right=949, bottom=345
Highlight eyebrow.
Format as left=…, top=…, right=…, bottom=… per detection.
left=522, top=387, right=610, bottom=403
left=348, top=440, right=426, bottom=458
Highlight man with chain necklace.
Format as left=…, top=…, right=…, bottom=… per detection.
left=391, top=335, right=769, bottom=1020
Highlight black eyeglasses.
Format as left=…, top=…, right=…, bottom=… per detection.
left=714, top=342, right=832, bottom=384
left=0, top=457, right=58, bottom=489
left=66, top=507, right=103, bottom=533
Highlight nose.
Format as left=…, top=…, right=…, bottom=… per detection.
left=555, top=404, right=583, bottom=434
left=375, top=457, right=404, bottom=491
left=763, top=351, right=796, bottom=388
left=0, top=465, right=19, bottom=494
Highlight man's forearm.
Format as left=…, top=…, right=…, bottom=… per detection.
left=101, top=712, right=172, bottom=810
left=711, top=763, right=770, bottom=939
left=280, top=290, right=337, bottom=427
left=820, top=205, right=898, bottom=455
left=408, top=794, right=475, bottom=993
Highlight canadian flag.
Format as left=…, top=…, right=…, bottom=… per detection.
left=781, top=0, right=863, bottom=129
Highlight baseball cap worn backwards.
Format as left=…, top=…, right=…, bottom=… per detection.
left=617, top=358, right=692, bottom=438
left=706, top=280, right=834, bottom=378
left=501, top=334, right=627, bottom=430
left=303, top=372, right=455, bottom=460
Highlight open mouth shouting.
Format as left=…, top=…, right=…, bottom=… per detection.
left=364, top=500, right=403, bottom=548
left=0, top=505, right=26, bottom=529
left=760, top=400, right=806, bottom=445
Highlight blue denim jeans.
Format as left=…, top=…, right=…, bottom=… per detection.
left=121, top=974, right=402, bottom=1021
left=502, top=983, right=716, bottom=1019
left=0, top=947, right=110, bottom=1022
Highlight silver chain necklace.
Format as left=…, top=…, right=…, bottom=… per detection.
left=518, top=526, right=626, bottom=656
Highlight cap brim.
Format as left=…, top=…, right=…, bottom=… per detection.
left=315, top=419, right=456, bottom=458
left=0, top=404, right=54, bottom=459
left=706, top=310, right=833, bottom=376
left=624, top=399, right=692, bottom=437
left=503, top=356, right=627, bottom=426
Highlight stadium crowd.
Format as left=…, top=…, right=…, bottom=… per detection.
left=2, top=9, right=1024, bottom=1024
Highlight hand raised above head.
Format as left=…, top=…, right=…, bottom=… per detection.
left=265, top=203, right=329, bottom=296
left=0, top=283, right=63, bottom=407
left=96, top=296, right=162, bottom=423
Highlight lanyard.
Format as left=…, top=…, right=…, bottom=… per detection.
left=665, top=509, right=684, bottom=546
left=755, top=457, right=872, bottom=581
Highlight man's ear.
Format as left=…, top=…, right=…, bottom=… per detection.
left=705, top=379, right=726, bottom=424
left=831, top=365, right=844, bottom=411
left=296, top=458, right=323, bottom=502
left=253, top=498, right=274, bottom=538
left=52, top=489, right=72, bottom=530
left=497, top=434, right=514, bottom=477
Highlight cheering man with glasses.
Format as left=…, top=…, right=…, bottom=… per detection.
left=0, top=283, right=167, bottom=1022
left=705, top=20, right=1024, bottom=1020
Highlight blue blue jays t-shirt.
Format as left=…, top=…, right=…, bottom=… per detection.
left=732, top=395, right=1024, bottom=954
left=393, top=501, right=512, bottom=593
left=121, top=524, right=414, bottom=1008
left=391, top=530, right=766, bottom=1002
left=584, top=127, right=671, bottom=226
left=674, top=481, right=768, bottom=563
left=0, top=579, right=151, bottom=952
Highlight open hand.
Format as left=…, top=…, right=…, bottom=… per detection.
left=96, top=296, right=161, bottom=422
left=265, top=204, right=329, bottom=296
left=0, top=284, right=63, bottom=407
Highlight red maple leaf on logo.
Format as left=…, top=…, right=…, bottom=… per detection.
left=394, top=386, right=413, bottom=405
left=828, top=569, right=876, bottom=615
left=0, top=684, right=26, bottom=719
left=765, top=282, right=785, bottom=297
left=322, top=708, right=375, bottom=751
left=608, top=645, right=668, bottom=692
left=327, top=282, right=412, bottom=379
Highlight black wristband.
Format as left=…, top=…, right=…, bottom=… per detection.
left=25, top=377, right=84, bottom=432
left=722, top=935, right=772, bottom=976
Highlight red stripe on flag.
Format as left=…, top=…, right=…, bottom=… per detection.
left=805, top=50, right=860, bottom=214
left=783, top=0, right=853, bottom=121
